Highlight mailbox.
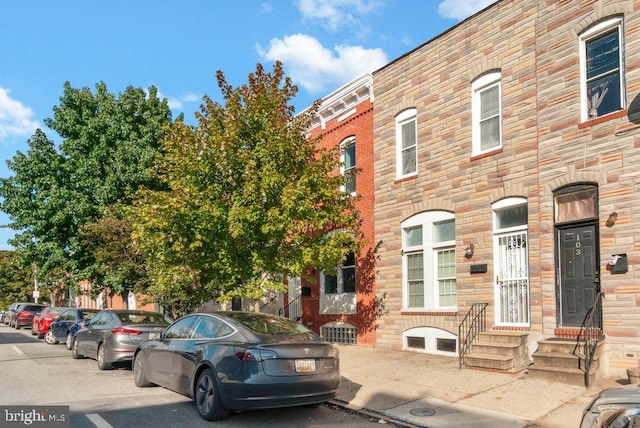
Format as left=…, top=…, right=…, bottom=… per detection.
left=608, top=253, right=628, bottom=274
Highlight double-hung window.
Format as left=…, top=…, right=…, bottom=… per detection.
left=402, top=212, right=456, bottom=310
left=395, top=109, right=417, bottom=179
left=323, top=251, right=356, bottom=295
left=472, top=72, right=502, bottom=156
left=341, top=137, right=356, bottom=195
left=580, top=18, right=624, bottom=121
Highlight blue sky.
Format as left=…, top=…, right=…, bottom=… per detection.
left=0, top=0, right=495, bottom=250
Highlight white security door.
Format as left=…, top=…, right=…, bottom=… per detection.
left=495, top=231, right=529, bottom=325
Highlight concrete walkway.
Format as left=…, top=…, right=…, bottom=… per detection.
left=332, top=344, right=626, bottom=427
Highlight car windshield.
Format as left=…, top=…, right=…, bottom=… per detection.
left=23, top=306, right=44, bottom=312
left=50, top=308, right=66, bottom=315
left=116, top=312, right=173, bottom=325
left=224, top=312, right=316, bottom=336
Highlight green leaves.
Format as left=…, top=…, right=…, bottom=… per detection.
left=129, top=62, right=362, bottom=309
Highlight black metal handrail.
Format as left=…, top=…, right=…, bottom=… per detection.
left=279, top=294, right=302, bottom=321
left=579, top=291, right=605, bottom=387
left=458, top=302, right=488, bottom=369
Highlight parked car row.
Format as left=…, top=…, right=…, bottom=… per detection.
left=2, top=303, right=341, bottom=421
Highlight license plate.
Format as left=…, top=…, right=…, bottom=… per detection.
left=295, top=359, right=316, bottom=372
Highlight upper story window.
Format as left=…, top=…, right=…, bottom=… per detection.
left=580, top=18, right=625, bottom=121
left=395, top=108, right=417, bottom=179
left=402, top=211, right=456, bottom=310
left=472, top=72, right=502, bottom=156
left=322, top=251, right=356, bottom=295
left=341, top=137, right=356, bottom=195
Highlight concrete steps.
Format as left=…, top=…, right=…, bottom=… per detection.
left=463, top=331, right=530, bottom=371
left=527, top=338, right=606, bottom=386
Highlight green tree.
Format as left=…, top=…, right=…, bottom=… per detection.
left=0, top=82, right=172, bottom=298
left=129, top=62, right=362, bottom=314
left=0, top=250, right=34, bottom=309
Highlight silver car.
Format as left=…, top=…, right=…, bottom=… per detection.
left=72, top=309, right=173, bottom=370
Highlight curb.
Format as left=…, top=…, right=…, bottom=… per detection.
left=328, top=398, right=426, bottom=428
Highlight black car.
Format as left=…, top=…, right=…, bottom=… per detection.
left=132, top=311, right=340, bottom=421
left=48, top=308, right=101, bottom=349
left=72, top=309, right=173, bottom=370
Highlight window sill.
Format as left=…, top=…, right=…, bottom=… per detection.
left=471, top=147, right=503, bottom=161
left=401, top=310, right=457, bottom=316
left=578, top=109, right=627, bottom=129
left=394, top=174, right=417, bottom=184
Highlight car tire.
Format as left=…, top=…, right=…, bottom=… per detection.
left=97, top=344, right=112, bottom=370
left=195, top=368, right=229, bottom=421
left=133, top=354, right=154, bottom=387
left=13, top=321, right=19, bottom=330
left=37, top=331, right=44, bottom=339
left=71, top=338, right=84, bottom=359
left=31, top=328, right=37, bottom=336
left=65, top=333, right=73, bottom=350
left=45, top=330, right=57, bottom=345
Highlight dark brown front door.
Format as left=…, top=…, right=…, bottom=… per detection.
left=558, top=223, right=599, bottom=327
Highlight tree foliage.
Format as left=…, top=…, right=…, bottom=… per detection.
left=0, top=82, right=172, bottom=296
left=129, top=62, right=362, bottom=313
left=0, top=250, right=34, bottom=309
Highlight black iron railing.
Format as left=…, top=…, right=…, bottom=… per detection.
left=279, top=295, right=302, bottom=321
left=458, top=302, right=488, bottom=369
left=579, top=291, right=605, bottom=387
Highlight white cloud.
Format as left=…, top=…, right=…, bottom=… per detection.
left=296, top=0, right=383, bottom=34
left=257, top=34, right=387, bottom=93
left=0, top=87, right=39, bottom=142
left=437, top=0, right=496, bottom=21
left=154, top=89, right=200, bottom=110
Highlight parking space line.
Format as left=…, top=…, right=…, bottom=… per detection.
left=86, top=413, right=114, bottom=428
left=11, top=345, right=23, bottom=355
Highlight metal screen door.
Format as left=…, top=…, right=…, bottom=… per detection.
left=495, top=231, right=530, bottom=325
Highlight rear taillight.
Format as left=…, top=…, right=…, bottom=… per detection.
left=235, top=349, right=278, bottom=361
left=111, top=327, right=142, bottom=335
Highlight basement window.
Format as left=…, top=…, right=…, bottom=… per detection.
left=402, top=327, right=457, bottom=357
left=320, top=322, right=357, bottom=345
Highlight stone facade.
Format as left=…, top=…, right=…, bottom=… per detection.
left=372, top=0, right=640, bottom=372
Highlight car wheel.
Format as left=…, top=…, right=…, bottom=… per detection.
left=195, top=368, right=229, bottom=421
left=133, top=354, right=154, bottom=387
left=97, top=344, right=112, bottom=370
left=37, top=331, right=44, bottom=339
left=31, top=328, right=37, bottom=336
left=65, top=333, right=73, bottom=350
left=13, top=321, right=19, bottom=330
left=71, top=338, right=84, bottom=359
left=45, top=330, right=57, bottom=345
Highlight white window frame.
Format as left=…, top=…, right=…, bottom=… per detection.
left=340, top=137, right=356, bottom=196
left=579, top=17, right=625, bottom=122
left=402, top=327, right=458, bottom=357
left=401, top=211, right=456, bottom=311
left=395, top=108, right=417, bottom=179
left=472, top=72, right=502, bottom=156
left=320, top=251, right=356, bottom=315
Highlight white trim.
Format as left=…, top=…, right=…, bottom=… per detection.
left=395, top=108, right=418, bottom=180
left=340, top=137, right=356, bottom=196
left=401, top=211, right=456, bottom=311
left=578, top=17, right=625, bottom=122
left=403, top=327, right=457, bottom=357
left=472, top=72, right=502, bottom=156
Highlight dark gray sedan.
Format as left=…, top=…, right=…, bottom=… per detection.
left=72, top=309, right=173, bottom=370
left=132, top=311, right=340, bottom=421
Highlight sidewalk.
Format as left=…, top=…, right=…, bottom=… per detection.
left=331, top=344, right=625, bottom=427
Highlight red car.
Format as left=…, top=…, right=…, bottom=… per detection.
left=13, top=304, right=46, bottom=329
left=31, top=307, right=69, bottom=341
